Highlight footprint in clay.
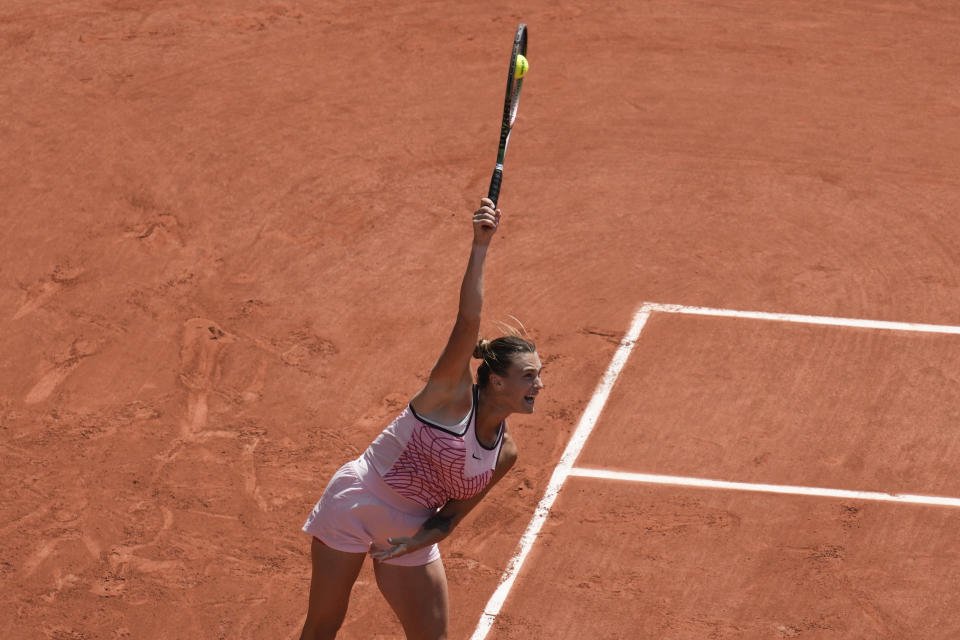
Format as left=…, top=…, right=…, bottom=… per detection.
left=178, top=318, right=234, bottom=434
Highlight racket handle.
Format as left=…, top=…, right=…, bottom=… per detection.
left=487, top=164, right=504, bottom=207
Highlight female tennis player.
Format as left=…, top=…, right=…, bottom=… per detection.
left=299, top=197, right=544, bottom=640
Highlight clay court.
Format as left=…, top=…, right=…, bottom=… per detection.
left=3, top=1, right=960, bottom=638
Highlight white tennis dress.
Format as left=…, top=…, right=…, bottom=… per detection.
left=302, top=386, right=505, bottom=566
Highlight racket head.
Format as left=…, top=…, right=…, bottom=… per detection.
left=502, top=24, right=528, bottom=133
left=488, top=23, right=528, bottom=206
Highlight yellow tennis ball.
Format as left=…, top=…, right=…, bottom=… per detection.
left=514, top=54, right=528, bottom=79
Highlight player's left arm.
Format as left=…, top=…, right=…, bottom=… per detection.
left=370, top=432, right=519, bottom=561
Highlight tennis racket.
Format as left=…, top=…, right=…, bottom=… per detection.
left=487, top=23, right=528, bottom=208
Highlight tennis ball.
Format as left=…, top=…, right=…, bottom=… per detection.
left=514, top=54, right=529, bottom=79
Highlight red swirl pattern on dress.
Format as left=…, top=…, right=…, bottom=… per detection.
left=381, top=423, right=494, bottom=509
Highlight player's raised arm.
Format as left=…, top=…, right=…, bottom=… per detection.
left=411, top=198, right=502, bottom=417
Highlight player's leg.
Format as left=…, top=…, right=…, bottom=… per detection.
left=300, top=537, right=367, bottom=640
left=373, top=557, right=449, bottom=640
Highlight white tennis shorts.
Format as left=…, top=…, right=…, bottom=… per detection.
left=302, top=457, right=442, bottom=567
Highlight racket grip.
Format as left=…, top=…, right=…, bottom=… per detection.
left=487, top=165, right=503, bottom=207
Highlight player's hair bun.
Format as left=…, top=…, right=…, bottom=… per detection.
left=473, top=339, right=491, bottom=360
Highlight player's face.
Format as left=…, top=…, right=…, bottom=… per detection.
left=498, top=351, right=544, bottom=414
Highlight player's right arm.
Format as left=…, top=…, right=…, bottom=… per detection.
left=410, top=198, right=501, bottom=420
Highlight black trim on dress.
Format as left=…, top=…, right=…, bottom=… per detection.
left=407, top=387, right=475, bottom=437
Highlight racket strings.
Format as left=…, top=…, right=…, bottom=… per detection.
left=507, top=96, right=520, bottom=126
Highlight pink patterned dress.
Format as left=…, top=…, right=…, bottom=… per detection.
left=302, top=385, right=505, bottom=566
left=364, top=385, right=504, bottom=509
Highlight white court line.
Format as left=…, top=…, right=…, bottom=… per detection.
left=569, top=467, right=960, bottom=508
left=469, top=301, right=960, bottom=640
left=468, top=305, right=652, bottom=640
left=645, top=302, right=960, bottom=335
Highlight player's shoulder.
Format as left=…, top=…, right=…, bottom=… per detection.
left=409, top=377, right=474, bottom=426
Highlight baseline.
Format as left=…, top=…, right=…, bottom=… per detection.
left=569, top=467, right=960, bottom=509
left=645, top=302, right=960, bottom=335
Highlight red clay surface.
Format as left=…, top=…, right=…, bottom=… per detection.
left=3, top=0, right=960, bottom=639
left=578, top=313, right=960, bottom=495
left=490, top=480, right=960, bottom=639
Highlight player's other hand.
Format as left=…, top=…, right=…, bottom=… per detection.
left=473, top=198, right=501, bottom=245
left=370, top=537, right=415, bottom=562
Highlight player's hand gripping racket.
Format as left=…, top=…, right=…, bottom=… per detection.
left=487, top=24, right=528, bottom=208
